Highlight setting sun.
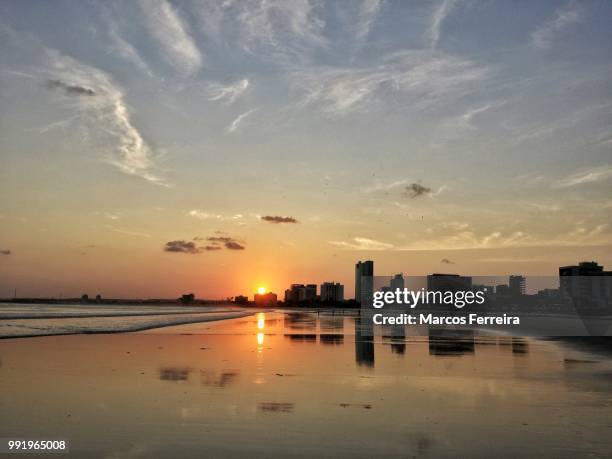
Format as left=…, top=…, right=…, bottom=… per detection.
left=257, top=287, right=266, bottom=294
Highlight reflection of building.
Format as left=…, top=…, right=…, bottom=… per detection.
left=428, top=329, right=474, bottom=356
left=390, top=273, right=404, bottom=291
left=354, top=317, right=374, bottom=367
left=355, top=260, right=374, bottom=304
left=319, top=314, right=344, bottom=331
left=320, top=282, right=344, bottom=302
left=254, top=291, right=277, bottom=306
left=284, top=312, right=316, bottom=330
left=427, top=274, right=472, bottom=292
left=509, top=275, right=526, bottom=296
left=559, top=262, right=612, bottom=300
left=284, top=284, right=317, bottom=304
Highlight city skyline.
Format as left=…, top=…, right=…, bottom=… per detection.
left=1, top=1, right=611, bottom=298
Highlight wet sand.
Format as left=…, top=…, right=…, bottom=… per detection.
left=1, top=311, right=611, bottom=458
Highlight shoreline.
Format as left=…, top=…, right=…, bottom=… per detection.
left=0, top=310, right=253, bottom=341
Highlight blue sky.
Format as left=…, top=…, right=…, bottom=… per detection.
left=0, top=0, right=611, bottom=297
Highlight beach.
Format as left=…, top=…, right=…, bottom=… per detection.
left=1, top=308, right=611, bottom=458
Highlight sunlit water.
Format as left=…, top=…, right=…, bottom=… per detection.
left=1, top=310, right=611, bottom=458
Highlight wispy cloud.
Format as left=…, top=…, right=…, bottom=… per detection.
left=106, top=225, right=152, bottom=238
left=365, top=179, right=408, bottom=193
left=554, top=165, right=612, bottom=188
left=427, top=0, right=458, bottom=49
left=106, top=17, right=153, bottom=77
left=226, top=109, right=257, bottom=133
left=532, top=3, right=580, bottom=50
left=0, top=249, right=11, bottom=255
left=194, top=0, right=327, bottom=61
left=353, top=0, right=384, bottom=43
left=513, top=101, right=612, bottom=144
left=457, top=100, right=507, bottom=129
left=233, top=0, right=327, bottom=58
left=188, top=210, right=243, bottom=221
left=290, top=50, right=488, bottom=116
left=441, top=258, right=454, bottom=264
left=206, top=79, right=249, bottom=104
left=44, top=50, right=167, bottom=185
left=140, top=0, right=202, bottom=76
left=329, top=237, right=394, bottom=250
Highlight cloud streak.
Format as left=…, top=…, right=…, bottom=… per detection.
left=290, top=50, right=488, bottom=116
left=554, top=165, right=612, bottom=188
left=188, top=210, right=243, bottom=221
left=207, top=79, right=249, bottom=104
left=532, top=3, right=580, bottom=50
left=329, top=237, right=394, bottom=250
left=44, top=50, right=167, bottom=185
left=428, top=0, right=458, bottom=49
left=106, top=18, right=154, bottom=77
left=140, top=0, right=202, bottom=76
left=353, top=0, right=384, bottom=43
left=226, top=109, right=257, bottom=133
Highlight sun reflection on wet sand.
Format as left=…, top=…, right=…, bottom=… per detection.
left=257, top=312, right=265, bottom=331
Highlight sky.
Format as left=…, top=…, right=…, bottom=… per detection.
left=0, top=0, right=611, bottom=299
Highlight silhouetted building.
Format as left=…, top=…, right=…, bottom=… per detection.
left=472, top=284, right=493, bottom=295
left=234, top=295, right=249, bottom=305
left=509, top=275, right=526, bottom=296
left=559, top=262, right=612, bottom=300
left=284, top=284, right=317, bottom=304
left=254, top=291, right=277, bottom=307
left=81, top=294, right=89, bottom=303
left=496, top=284, right=510, bottom=296
left=355, top=260, right=374, bottom=304
left=95, top=294, right=102, bottom=303
left=536, top=288, right=561, bottom=299
left=320, top=282, right=344, bottom=302
left=179, top=293, right=195, bottom=304
left=390, top=273, right=404, bottom=291
left=427, top=274, right=472, bottom=292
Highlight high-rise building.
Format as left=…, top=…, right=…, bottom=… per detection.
left=320, top=282, right=344, bottom=302
left=355, top=260, right=374, bottom=304
left=559, top=262, right=612, bottom=300
left=509, top=275, right=526, bottom=296
left=427, top=273, right=472, bottom=292
left=390, top=273, right=404, bottom=291
left=284, top=283, right=317, bottom=304
left=305, top=284, right=317, bottom=301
